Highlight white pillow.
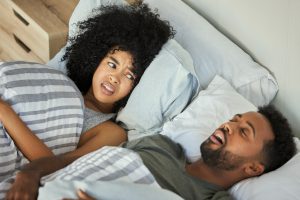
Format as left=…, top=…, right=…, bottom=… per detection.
left=117, top=39, right=198, bottom=141
left=161, top=75, right=300, bottom=200
left=143, top=0, right=278, bottom=107
left=161, top=75, right=256, bottom=162
left=230, top=137, right=300, bottom=200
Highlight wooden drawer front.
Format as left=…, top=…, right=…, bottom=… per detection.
left=1, top=0, right=68, bottom=62
left=0, top=26, right=43, bottom=63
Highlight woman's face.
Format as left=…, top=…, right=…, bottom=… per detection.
left=91, top=50, right=136, bottom=106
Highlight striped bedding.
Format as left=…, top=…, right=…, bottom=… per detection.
left=0, top=61, right=84, bottom=195
left=0, top=146, right=159, bottom=199
left=37, top=146, right=163, bottom=199
left=42, top=146, right=159, bottom=187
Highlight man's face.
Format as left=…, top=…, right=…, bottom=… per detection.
left=200, top=111, right=274, bottom=171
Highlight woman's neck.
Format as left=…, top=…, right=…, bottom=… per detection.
left=84, top=89, right=114, bottom=113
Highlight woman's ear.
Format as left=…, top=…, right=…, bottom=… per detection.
left=244, top=162, right=265, bottom=177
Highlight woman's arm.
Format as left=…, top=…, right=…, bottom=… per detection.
left=5, top=120, right=127, bottom=199
left=0, top=98, right=53, bottom=161
left=71, top=120, right=127, bottom=157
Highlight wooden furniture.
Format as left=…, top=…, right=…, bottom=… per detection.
left=0, top=0, right=79, bottom=63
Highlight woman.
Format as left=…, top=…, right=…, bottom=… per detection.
left=0, top=2, right=174, bottom=182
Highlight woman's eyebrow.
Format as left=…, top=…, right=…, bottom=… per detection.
left=108, top=56, right=119, bottom=65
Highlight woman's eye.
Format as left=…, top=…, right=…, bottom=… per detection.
left=125, top=73, right=135, bottom=80
left=108, top=62, right=116, bottom=69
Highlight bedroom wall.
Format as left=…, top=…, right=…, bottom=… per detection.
left=182, top=0, right=300, bottom=137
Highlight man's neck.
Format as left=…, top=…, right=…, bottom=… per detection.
left=185, top=159, right=242, bottom=189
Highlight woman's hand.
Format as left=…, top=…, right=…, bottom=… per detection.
left=5, top=171, right=40, bottom=200
left=62, top=189, right=96, bottom=200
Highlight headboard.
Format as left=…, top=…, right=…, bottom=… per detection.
left=182, top=0, right=300, bottom=138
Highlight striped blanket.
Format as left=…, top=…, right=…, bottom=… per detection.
left=0, top=146, right=160, bottom=199
left=37, top=147, right=184, bottom=200
left=0, top=147, right=160, bottom=199
left=0, top=61, right=84, bottom=197
left=42, top=146, right=159, bottom=186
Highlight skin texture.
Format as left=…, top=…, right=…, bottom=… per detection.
left=84, top=49, right=136, bottom=113
left=201, top=112, right=273, bottom=171
left=186, top=111, right=274, bottom=189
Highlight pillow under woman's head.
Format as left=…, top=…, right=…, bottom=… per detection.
left=116, top=39, right=198, bottom=140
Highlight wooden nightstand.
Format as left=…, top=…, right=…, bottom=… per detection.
left=0, top=0, right=78, bottom=63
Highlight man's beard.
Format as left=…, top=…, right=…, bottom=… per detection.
left=200, top=140, right=245, bottom=171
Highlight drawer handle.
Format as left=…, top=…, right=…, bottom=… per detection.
left=13, top=9, right=29, bottom=26
left=13, top=34, right=31, bottom=53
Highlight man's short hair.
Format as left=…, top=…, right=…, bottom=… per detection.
left=258, top=105, right=296, bottom=173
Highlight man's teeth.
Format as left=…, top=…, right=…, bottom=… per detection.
left=215, top=134, right=223, bottom=144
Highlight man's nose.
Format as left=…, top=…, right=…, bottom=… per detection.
left=223, top=123, right=235, bottom=135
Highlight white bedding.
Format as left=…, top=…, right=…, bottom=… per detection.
left=39, top=180, right=183, bottom=200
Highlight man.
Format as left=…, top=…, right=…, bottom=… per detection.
left=5, top=105, right=296, bottom=200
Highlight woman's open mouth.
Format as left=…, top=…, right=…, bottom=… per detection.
left=101, top=82, right=115, bottom=96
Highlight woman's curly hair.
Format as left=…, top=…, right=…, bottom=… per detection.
left=62, top=3, right=175, bottom=111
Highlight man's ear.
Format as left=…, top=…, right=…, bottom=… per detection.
left=244, top=162, right=265, bottom=177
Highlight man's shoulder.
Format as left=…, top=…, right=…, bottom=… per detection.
left=211, top=190, right=234, bottom=200
left=124, top=133, right=182, bottom=152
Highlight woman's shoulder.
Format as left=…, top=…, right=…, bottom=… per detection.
left=82, top=107, right=116, bottom=132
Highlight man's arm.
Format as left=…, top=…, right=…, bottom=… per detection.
left=5, top=120, right=127, bottom=200
left=0, top=98, right=53, bottom=161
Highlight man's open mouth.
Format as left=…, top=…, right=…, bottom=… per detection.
left=210, top=129, right=225, bottom=145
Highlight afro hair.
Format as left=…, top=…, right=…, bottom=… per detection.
left=62, top=3, right=175, bottom=111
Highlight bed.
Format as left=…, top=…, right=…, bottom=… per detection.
left=0, top=0, right=299, bottom=199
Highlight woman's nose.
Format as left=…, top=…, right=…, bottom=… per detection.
left=109, top=74, right=120, bottom=84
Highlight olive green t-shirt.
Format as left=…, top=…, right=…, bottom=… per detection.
left=123, top=134, right=233, bottom=200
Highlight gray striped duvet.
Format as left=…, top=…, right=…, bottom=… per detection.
left=41, top=146, right=159, bottom=187
left=0, top=61, right=84, bottom=196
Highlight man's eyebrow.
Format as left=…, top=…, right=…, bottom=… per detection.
left=108, top=56, right=119, bottom=65
left=235, top=114, right=242, bottom=118
left=237, top=114, right=256, bottom=137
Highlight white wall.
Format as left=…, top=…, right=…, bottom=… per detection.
left=183, top=0, right=300, bottom=137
